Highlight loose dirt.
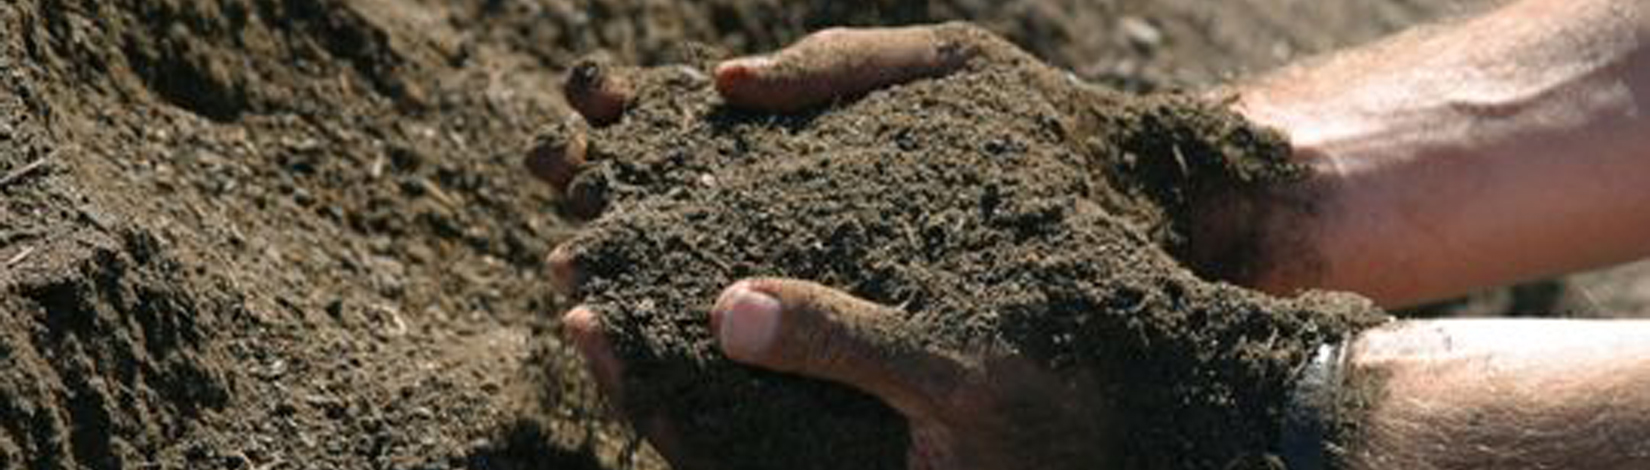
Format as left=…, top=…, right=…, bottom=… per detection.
left=0, top=1, right=1564, bottom=470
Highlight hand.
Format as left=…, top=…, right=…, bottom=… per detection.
left=524, top=23, right=1315, bottom=299
left=556, top=276, right=1111, bottom=469
left=524, top=25, right=993, bottom=210
left=535, top=25, right=1113, bottom=469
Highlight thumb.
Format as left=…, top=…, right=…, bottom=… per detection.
left=710, top=278, right=966, bottom=418
left=713, top=26, right=976, bottom=113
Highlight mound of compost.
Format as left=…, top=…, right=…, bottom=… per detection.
left=553, top=27, right=1386, bottom=470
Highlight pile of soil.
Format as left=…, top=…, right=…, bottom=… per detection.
left=558, top=27, right=1383, bottom=470
left=0, top=0, right=1537, bottom=469
left=1, top=1, right=616, bottom=468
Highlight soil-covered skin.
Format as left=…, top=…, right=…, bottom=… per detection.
left=558, top=27, right=1385, bottom=470
left=2, top=0, right=1577, bottom=469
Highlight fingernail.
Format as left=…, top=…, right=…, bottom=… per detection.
left=565, top=55, right=633, bottom=126
left=714, top=57, right=772, bottom=83
left=546, top=244, right=581, bottom=296
left=560, top=307, right=599, bottom=345
left=567, top=55, right=620, bottom=95
left=524, top=118, right=588, bottom=192
left=716, top=285, right=782, bottom=362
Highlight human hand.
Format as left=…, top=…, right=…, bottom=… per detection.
left=524, top=24, right=1007, bottom=210
left=555, top=275, right=1111, bottom=470
left=533, top=25, right=1114, bottom=469
left=525, top=23, right=1318, bottom=301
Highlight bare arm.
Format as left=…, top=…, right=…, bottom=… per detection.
left=1235, top=0, right=1650, bottom=307
left=1345, top=320, right=1650, bottom=470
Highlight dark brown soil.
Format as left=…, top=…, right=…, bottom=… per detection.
left=1, top=1, right=609, bottom=468
left=558, top=26, right=1384, bottom=470
left=8, top=0, right=1600, bottom=470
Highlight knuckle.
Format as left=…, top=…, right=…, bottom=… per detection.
left=805, top=320, right=856, bottom=377
left=772, top=293, right=856, bottom=377
left=773, top=301, right=832, bottom=368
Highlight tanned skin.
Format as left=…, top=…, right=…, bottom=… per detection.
left=530, top=0, right=1650, bottom=468
left=1348, top=320, right=1650, bottom=470
left=1235, top=0, right=1650, bottom=307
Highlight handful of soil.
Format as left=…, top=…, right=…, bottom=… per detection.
left=553, top=28, right=1385, bottom=470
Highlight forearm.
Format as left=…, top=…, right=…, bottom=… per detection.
left=1233, top=0, right=1650, bottom=307
left=1342, top=320, right=1650, bottom=470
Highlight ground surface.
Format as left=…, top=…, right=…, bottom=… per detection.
left=1, top=0, right=1642, bottom=469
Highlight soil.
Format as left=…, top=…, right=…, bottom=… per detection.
left=11, top=1, right=1632, bottom=470
left=558, top=25, right=1385, bottom=470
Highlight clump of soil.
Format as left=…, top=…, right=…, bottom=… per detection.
left=558, top=25, right=1385, bottom=470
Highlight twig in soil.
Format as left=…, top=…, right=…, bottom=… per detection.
left=4, top=246, right=35, bottom=269
left=371, top=303, right=408, bottom=337
left=1171, top=144, right=1190, bottom=178
left=0, top=156, right=51, bottom=188
left=418, top=177, right=458, bottom=209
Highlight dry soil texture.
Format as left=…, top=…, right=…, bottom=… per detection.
left=9, top=1, right=1631, bottom=470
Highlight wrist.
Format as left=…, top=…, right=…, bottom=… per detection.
left=1175, top=90, right=1349, bottom=296
left=1180, top=162, right=1341, bottom=295
left=1217, top=0, right=1650, bottom=308
left=1272, top=323, right=1404, bottom=470
left=1220, top=79, right=1442, bottom=306
left=1106, top=288, right=1384, bottom=470
left=1279, top=342, right=1349, bottom=470
left=1099, top=93, right=1391, bottom=469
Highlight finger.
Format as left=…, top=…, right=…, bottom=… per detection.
left=561, top=307, right=707, bottom=468
left=714, top=26, right=977, bottom=113
left=709, top=278, right=968, bottom=419
left=560, top=177, right=608, bottom=220
left=524, top=116, right=589, bottom=193
left=559, top=306, right=625, bottom=406
left=521, top=115, right=607, bottom=219
left=546, top=243, right=582, bottom=297
left=564, top=55, right=634, bottom=126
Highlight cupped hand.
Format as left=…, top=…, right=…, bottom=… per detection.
left=524, top=25, right=991, bottom=211
left=554, top=262, right=1112, bottom=469
left=534, top=25, right=1113, bottom=470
